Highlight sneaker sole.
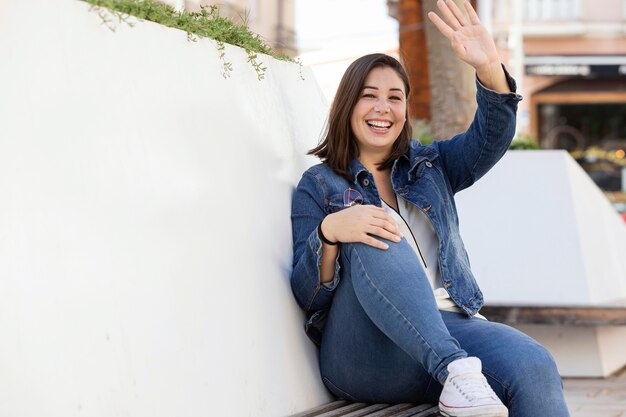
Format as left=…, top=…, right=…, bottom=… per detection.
left=439, top=404, right=508, bottom=417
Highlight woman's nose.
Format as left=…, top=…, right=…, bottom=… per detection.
left=374, top=100, right=390, bottom=113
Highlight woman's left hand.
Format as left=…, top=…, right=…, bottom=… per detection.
left=428, top=0, right=510, bottom=93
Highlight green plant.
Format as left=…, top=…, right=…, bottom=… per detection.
left=509, top=132, right=541, bottom=150
left=83, top=0, right=295, bottom=79
left=411, top=119, right=434, bottom=145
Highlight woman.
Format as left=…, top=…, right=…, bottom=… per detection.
left=291, top=1, right=570, bottom=416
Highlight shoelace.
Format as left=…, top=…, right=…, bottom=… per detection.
left=450, top=373, right=498, bottom=402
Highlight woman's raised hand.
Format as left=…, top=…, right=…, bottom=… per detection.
left=428, top=0, right=509, bottom=92
left=427, top=0, right=497, bottom=70
left=320, top=205, right=403, bottom=250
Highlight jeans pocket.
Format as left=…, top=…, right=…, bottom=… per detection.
left=322, top=376, right=360, bottom=402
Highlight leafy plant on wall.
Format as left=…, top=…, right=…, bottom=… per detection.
left=82, top=0, right=303, bottom=80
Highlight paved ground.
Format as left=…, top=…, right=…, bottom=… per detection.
left=564, top=366, right=626, bottom=416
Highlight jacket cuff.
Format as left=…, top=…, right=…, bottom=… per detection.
left=476, top=64, right=523, bottom=103
left=306, top=227, right=341, bottom=307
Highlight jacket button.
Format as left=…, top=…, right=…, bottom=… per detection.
left=363, top=178, right=370, bottom=186
left=425, top=161, right=433, bottom=168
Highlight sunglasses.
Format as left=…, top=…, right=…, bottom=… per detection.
left=343, top=188, right=364, bottom=207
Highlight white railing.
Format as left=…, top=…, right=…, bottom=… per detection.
left=523, top=0, right=581, bottom=21
left=494, top=0, right=582, bottom=22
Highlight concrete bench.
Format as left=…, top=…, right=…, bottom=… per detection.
left=479, top=300, right=626, bottom=377
left=293, top=401, right=440, bottom=417
left=480, top=300, right=626, bottom=326
left=455, top=151, right=626, bottom=377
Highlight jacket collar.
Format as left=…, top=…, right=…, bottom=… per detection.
left=407, top=141, right=438, bottom=181
left=347, top=158, right=369, bottom=184
left=347, top=141, right=436, bottom=184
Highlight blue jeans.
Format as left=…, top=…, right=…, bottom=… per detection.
left=319, top=240, right=570, bottom=417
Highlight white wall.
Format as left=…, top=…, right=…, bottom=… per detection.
left=456, top=150, right=626, bottom=305
left=0, top=1, right=330, bottom=416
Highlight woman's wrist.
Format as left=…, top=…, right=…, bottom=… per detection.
left=318, top=218, right=338, bottom=246
left=476, top=60, right=509, bottom=93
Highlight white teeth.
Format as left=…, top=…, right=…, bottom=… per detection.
left=367, top=120, right=391, bottom=128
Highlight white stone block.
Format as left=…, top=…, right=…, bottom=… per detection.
left=0, top=0, right=329, bottom=415
left=457, top=150, right=626, bottom=376
left=515, top=325, right=626, bottom=377
left=456, top=150, right=626, bottom=305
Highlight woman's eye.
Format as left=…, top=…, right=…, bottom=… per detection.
left=362, top=94, right=375, bottom=98
left=390, top=96, right=402, bottom=101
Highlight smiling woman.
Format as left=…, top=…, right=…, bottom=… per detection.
left=350, top=67, right=407, bottom=164
left=289, top=1, right=571, bottom=417
left=309, top=55, right=412, bottom=183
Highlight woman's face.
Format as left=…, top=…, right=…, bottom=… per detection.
left=350, top=66, right=407, bottom=159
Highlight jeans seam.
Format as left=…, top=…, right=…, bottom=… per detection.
left=351, top=246, right=445, bottom=366
left=424, top=377, right=434, bottom=400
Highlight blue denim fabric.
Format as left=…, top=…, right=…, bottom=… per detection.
left=319, top=241, right=569, bottom=416
left=291, top=74, right=522, bottom=346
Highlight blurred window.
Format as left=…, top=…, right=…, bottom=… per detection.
left=524, top=0, right=580, bottom=21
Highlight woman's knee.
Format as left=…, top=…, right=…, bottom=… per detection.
left=343, top=239, right=425, bottom=282
left=345, top=238, right=415, bottom=261
left=505, top=342, right=563, bottom=394
left=500, top=343, right=569, bottom=415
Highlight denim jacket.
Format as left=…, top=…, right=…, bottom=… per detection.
left=291, top=73, right=522, bottom=345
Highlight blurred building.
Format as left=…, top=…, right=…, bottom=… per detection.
left=390, top=0, right=626, bottom=210
left=491, top=0, right=626, bottom=208
left=295, top=0, right=399, bottom=104
left=160, top=0, right=296, bottom=56
left=491, top=0, right=626, bottom=149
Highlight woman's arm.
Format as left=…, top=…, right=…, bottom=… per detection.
left=435, top=72, right=521, bottom=193
left=291, top=172, right=339, bottom=313
left=291, top=171, right=402, bottom=311
left=427, top=0, right=522, bottom=193
left=318, top=238, right=339, bottom=284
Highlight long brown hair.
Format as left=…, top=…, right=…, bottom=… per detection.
left=309, top=53, right=413, bottom=181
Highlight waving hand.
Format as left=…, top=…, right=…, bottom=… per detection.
left=428, top=0, right=510, bottom=93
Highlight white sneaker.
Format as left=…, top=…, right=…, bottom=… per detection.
left=438, top=357, right=508, bottom=417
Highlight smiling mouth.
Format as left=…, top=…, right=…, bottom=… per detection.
left=367, top=120, right=392, bottom=130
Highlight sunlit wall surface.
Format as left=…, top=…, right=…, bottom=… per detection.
left=0, top=1, right=331, bottom=415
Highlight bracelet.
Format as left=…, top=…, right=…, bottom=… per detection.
left=318, top=222, right=338, bottom=246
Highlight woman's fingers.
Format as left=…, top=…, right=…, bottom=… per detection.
left=364, top=207, right=401, bottom=233
left=436, top=0, right=462, bottom=30
left=367, top=225, right=403, bottom=243
left=463, top=0, right=481, bottom=25
left=363, top=235, right=390, bottom=250
left=326, top=204, right=404, bottom=248
left=370, top=217, right=402, bottom=235
left=427, top=11, right=454, bottom=40
left=429, top=0, right=480, bottom=41
left=363, top=208, right=404, bottom=245
left=446, top=0, right=469, bottom=27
